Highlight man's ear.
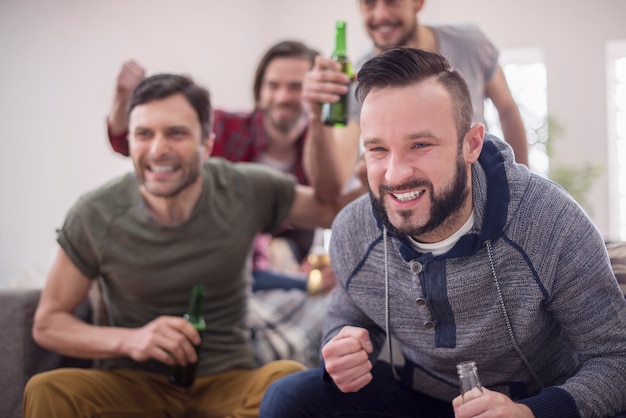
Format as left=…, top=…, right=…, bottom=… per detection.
left=464, top=123, right=484, bottom=164
left=414, top=0, right=425, bottom=13
left=202, top=132, right=215, bottom=161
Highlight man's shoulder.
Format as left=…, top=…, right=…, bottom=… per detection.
left=330, top=194, right=382, bottom=275
left=430, top=24, right=489, bottom=44
left=74, top=173, right=138, bottom=213
left=204, top=157, right=290, bottom=176
left=334, top=194, right=376, bottom=230
left=62, top=173, right=139, bottom=243
left=203, top=158, right=295, bottom=190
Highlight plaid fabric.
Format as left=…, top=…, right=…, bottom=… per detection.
left=247, top=289, right=330, bottom=368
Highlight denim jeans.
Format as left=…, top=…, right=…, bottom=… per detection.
left=259, top=361, right=454, bottom=418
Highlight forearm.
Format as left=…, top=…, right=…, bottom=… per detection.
left=107, top=92, right=131, bottom=137
left=106, top=91, right=131, bottom=156
left=499, top=106, right=528, bottom=166
left=33, top=310, right=132, bottom=360
left=303, top=117, right=346, bottom=202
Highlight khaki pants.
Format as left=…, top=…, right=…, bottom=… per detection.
left=23, top=360, right=305, bottom=418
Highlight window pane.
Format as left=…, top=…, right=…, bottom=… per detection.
left=484, top=48, right=547, bottom=176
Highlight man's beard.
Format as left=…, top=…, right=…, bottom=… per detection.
left=266, top=104, right=303, bottom=134
left=136, top=157, right=202, bottom=199
left=373, top=18, right=418, bottom=50
left=370, top=153, right=468, bottom=239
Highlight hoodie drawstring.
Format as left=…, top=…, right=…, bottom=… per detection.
left=383, top=226, right=401, bottom=381
left=485, top=240, right=544, bottom=390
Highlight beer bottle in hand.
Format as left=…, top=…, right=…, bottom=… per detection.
left=456, top=360, right=484, bottom=403
left=321, top=21, right=353, bottom=127
left=168, top=284, right=206, bottom=387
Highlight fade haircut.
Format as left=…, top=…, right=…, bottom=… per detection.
left=252, top=40, right=319, bottom=106
left=129, top=74, right=213, bottom=141
left=356, top=47, right=473, bottom=142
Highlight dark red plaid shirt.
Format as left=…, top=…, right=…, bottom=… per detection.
left=108, top=108, right=309, bottom=185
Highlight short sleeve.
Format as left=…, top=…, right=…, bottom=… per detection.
left=56, top=201, right=102, bottom=279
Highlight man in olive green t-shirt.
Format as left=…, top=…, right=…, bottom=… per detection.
left=23, top=73, right=345, bottom=418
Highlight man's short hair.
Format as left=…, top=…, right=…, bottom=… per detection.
left=356, top=46, right=473, bottom=141
left=129, top=74, right=213, bottom=140
left=252, top=40, right=319, bottom=106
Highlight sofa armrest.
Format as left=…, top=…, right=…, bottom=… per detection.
left=0, top=289, right=55, bottom=418
left=0, top=288, right=93, bottom=418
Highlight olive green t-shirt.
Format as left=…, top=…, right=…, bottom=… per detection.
left=57, top=157, right=296, bottom=376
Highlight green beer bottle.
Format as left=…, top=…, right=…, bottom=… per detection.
left=321, top=21, right=354, bottom=127
left=168, top=284, right=206, bottom=387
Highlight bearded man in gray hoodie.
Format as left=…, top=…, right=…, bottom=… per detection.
left=260, top=47, right=626, bottom=418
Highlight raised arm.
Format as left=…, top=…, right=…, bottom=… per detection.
left=106, top=60, right=146, bottom=156
left=302, top=55, right=362, bottom=202
left=485, top=65, right=528, bottom=166
left=33, top=247, right=199, bottom=367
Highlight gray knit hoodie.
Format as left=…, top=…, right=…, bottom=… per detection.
left=326, top=135, right=626, bottom=418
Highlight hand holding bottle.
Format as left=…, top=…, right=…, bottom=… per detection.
left=320, top=21, right=354, bottom=127
left=452, top=362, right=534, bottom=418
left=120, top=315, right=201, bottom=366
left=169, top=284, right=206, bottom=387
left=302, top=55, right=351, bottom=120
left=452, top=387, right=535, bottom=418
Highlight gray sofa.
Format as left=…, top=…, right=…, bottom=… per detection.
left=0, top=289, right=92, bottom=418
left=1, top=243, right=624, bottom=418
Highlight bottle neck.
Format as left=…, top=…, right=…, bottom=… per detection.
left=185, top=284, right=206, bottom=327
left=334, top=22, right=347, bottom=57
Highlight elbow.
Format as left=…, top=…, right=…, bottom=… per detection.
left=311, top=182, right=343, bottom=205
left=32, top=313, right=47, bottom=348
left=32, top=308, right=55, bottom=351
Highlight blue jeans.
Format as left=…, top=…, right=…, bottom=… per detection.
left=252, top=269, right=307, bottom=292
left=259, top=361, right=454, bottom=418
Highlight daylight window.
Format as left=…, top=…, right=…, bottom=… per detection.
left=484, top=48, right=549, bottom=176
left=607, top=41, right=626, bottom=240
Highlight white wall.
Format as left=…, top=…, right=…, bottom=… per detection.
left=1, top=0, right=625, bottom=286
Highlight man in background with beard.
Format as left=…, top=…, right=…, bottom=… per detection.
left=302, top=0, right=528, bottom=203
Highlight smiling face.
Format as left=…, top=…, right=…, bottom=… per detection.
left=361, top=79, right=482, bottom=243
left=359, top=0, right=423, bottom=52
left=259, top=56, right=310, bottom=135
left=129, top=93, right=212, bottom=198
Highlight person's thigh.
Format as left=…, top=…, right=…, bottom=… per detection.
left=190, top=360, right=306, bottom=418
left=23, top=368, right=187, bottom=418
left=259, top=361, right=454, bottom=418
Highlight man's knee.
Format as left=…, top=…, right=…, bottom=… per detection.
left=260, top=368, right=324, bottom=417
left=23, top=369, right=82, bottom=417
left=24, top=369, right=67, bottom=399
